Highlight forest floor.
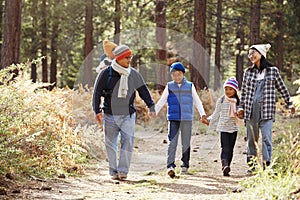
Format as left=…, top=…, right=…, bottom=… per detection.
left=3, top=121, right=250, bottom=200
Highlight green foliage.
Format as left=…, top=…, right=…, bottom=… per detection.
left=17, top=0, right=300, bottom=90
left=0, top=62, right=88, bottom=178
left=238, top=169, right=299, bottom=200
left=292, top=78, right=300, bottom=108
left=234, top=116, right=300, bottom=199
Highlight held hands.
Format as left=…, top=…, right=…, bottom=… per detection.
left=237, top=110, right=244, bottom=119
left=95, top=113, right=103, bottom=124
left=201, top=115, right=209, bottom=125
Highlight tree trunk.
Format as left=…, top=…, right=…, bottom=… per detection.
left=41, top=0, right=48, bottom=83
left=50, top=0, right=60, bottom=90
left=84, top=0, right=93, bottom=88
left=30, top=0, right=38, bottom=83
left=1, top=0, right=21, bottom=72
left=236, top=17, right=245, bottom=89
left=155, top=0, right=167, bottom=91
left=114, top=0, right=120, bottom=44
left=214, top=0, right=222, bottom=90
left=250, top=0, right=261, bottom=45
left=50, top=22, right=58, bottom=89
left=0, top=0, right=4, bottom=66
left=193, top=0, right=207, bottom=90
left=276, top=0, right=283, bottom=71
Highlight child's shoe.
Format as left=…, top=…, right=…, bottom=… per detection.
left=181, top=167, right=188, bottom=175
left=118, top=172, right=127, bottom=180
left=167, top=167, right=175, bottom=178
left=223, top=166, right=230, bottom=176
left=221, top=160, right=231, bottom=176
left=111, top=173, right=119, bottom=180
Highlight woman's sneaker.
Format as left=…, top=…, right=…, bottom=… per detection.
left=167, top=167, right=175, bottom=178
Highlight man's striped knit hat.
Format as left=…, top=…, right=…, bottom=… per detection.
left=224, top=77, right=239, bottom=92
left=113, top=45, right=132, bottom=61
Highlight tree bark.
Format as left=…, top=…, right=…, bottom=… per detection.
left=114, top=0, right=120, bottom=44
left=276, top=0, right=283, bottom=71
left=236, top=17, right=245, bottom=89
left=41, top=0, right=48, bottom=82
left=193, top=0, right=207, bottom=90
left=0, top=0, right=4, bottom=66
left=155, top=0, right=167, bottom=91
left=214, top=0, right=222, bottom=90
left=250, top=0, right=261, bottom=45
left=30, top=0, right=38, bottom=83
left=84, top=0, right=93, bottom=88
left=1, top=0, right=21, bottom=71
left=50, top=0, right=60, bottom=90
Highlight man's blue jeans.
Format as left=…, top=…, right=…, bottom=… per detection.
left=167, top=120, right=192, bottom=169
left=103, top=113, right=135, bottom=176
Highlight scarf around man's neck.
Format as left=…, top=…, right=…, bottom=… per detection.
left=112, top=59, right=131, bottom=98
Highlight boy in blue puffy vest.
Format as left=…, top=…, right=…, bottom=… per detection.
left=155, top=62, right=208, bottom=178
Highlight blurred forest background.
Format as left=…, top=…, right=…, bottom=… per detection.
left=0, top=0, right=299, bottom=92
left=0, top=1, right=300, bottom=198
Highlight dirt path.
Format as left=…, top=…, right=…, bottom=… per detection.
left=6, top=122, right=249, bottom=200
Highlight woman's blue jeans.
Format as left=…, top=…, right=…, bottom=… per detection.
left=103, top=113, right=135, bottom=176
left=246, top=119, right=273, bottom=163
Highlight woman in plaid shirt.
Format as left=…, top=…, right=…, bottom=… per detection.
left=237, top=43, right=295, bottom=174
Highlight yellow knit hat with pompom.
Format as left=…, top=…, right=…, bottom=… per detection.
left=103, top=39, right=117, bottom=59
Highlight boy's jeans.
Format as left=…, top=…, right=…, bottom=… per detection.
left=167, top=120, right=192, bottom=169
left=103, top=113, right=136, bottom=176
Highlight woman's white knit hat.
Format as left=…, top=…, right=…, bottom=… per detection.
left=250, top=43, right=271, bottom=58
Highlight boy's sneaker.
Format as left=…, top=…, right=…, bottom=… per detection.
left=111, top=173, right=119, bottom=180
left=181, top=167, right=188, bottom=175
left=118, top=172, right=127, bottom=180
left=167, top=167, right=175, bottom=178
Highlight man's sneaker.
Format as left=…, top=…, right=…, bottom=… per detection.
left=111, top=173, right=119, bottom=180
left=167, top=167, right=175, bottom=178
left=118, top=172, right=127, bottom=180
left=181, top=167, right=188, bottom=175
